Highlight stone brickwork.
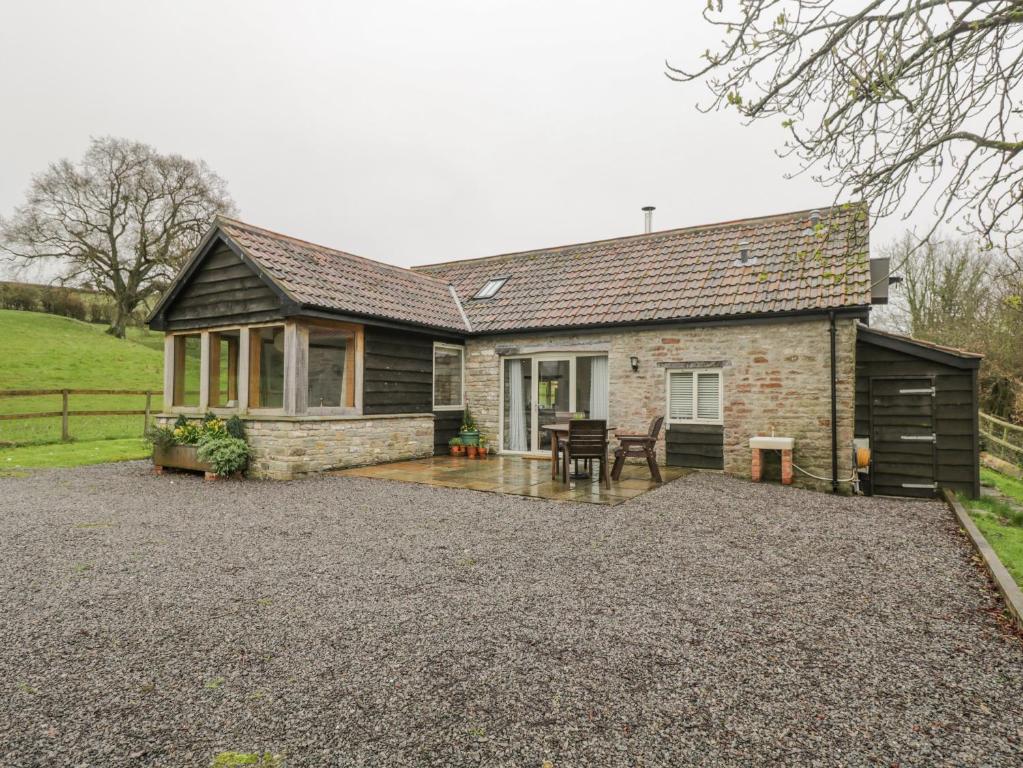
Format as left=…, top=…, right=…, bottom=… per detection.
left=158, top=414, right=434, bottom=481
left=465, top=317, right=858, bottom=491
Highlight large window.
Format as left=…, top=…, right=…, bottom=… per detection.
left=667, top=370, right=722, bottom=424
left=307, top=326, right=356, bottom=409
left=248, top=326, right=285, bottom=409
left=433, top=343, right=464, bottom=409
left=209, top=329, right=240, bottom=408
left=501, top=353, right=609, bottom=453
left=172, top=334, right=201, bottom=407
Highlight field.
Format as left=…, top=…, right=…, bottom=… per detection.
left=0, top=310, right=176, bottom=467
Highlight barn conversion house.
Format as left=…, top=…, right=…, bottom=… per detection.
left=147, top=204, right=981, bottom=497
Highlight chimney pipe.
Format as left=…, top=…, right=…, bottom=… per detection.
left=642, top=206, right=655, bottom=234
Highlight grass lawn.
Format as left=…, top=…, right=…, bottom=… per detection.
left=0, top=310, right=180, bottom=445
left=967, top=467, right=1023, bottom=588
left=0, top=437, right=149, bottom=473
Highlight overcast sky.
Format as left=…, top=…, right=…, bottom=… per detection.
left=0, top=0, right=916, bottom=275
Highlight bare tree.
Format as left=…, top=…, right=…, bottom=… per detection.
left=885, top=233, right=1023, bottom=419
left=668, top=2, right=1023, bottom=247
left=0, top=137, right=235, bottom=337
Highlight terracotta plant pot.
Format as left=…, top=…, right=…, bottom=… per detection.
left=466, top=445, right=478, bottom=458
left=451, top=445, right=465, bottom=456
left=478, top=447, right=488, bottom=458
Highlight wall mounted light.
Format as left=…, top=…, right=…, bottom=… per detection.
left=630, top=356, right=640, bottom=372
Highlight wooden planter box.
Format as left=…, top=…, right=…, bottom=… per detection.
left=153, top=444, right=217, bottom=479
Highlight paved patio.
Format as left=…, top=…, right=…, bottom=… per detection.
left=335, top=454, right=689, bottom=504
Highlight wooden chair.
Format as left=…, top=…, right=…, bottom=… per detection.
left=563, top=419, right=611, bottom=489
left=612, top=415, right=664, bottom=483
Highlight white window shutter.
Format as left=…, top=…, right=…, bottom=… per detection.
left=697, top=373, right=720, bottom=421
left=669, top=372, right=694, bottom=420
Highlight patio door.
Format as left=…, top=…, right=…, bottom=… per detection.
left=537, top=359, right=571, bottom=450
left=501, top=354, right=609, bottom=454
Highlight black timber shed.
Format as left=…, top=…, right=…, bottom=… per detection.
left=855, top=323, right=982, bottom=499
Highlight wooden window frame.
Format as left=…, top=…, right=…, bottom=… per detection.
left=432, top=342, right=465, bottom=411
left=665, top=369, right=724, bottom=426
left=208, top=329, right=241, bottom=410
left=302, top=319, right=364, bottom=416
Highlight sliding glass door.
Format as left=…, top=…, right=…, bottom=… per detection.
left=501, top=353, right=609, bottom=453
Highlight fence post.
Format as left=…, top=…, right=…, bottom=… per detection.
left=144, top=390, right=152, bottom=435
left=61, top=390, right=70, bottom=442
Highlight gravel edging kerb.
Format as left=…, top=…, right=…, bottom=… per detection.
left=944, top=488, right=1023, bottom=631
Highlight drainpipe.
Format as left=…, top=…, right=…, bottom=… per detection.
left=829, top=311, right=839, bottom=494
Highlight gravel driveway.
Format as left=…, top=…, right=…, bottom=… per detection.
left=2, top=463, right=1022, bottom=767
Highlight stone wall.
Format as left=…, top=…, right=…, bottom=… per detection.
left=158, top=413, right=434, bottom=481
left=465, top=316, right=858, bottom=491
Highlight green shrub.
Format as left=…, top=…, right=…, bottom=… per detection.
left=197, top=435, right=250, bottom=476
left=2, top=284, right=40, bottom=311
left=144, top=425, right=177, bottom=450
left=226, top=415, right=246, bottom=440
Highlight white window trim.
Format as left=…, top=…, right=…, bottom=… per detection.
left=497, top=351, right=610, bottom=455
left=665, top=368, right=724, bottom=426
left=432, top=342, right=465, bottom=411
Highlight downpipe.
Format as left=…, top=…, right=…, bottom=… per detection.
left=829, top=311, right=839, bottom=494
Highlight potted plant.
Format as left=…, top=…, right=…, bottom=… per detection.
left=448, top=436, right=465, bottom=456
left=478, top=433, right=488, bottom=458
left=466, top=443, right=478, bottom=459
left=459, top=406, right=479, bottom=446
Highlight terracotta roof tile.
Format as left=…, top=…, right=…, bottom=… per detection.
left=216, top=217, right=468, bottom=332
left=414, top=204, right=870, bottom=332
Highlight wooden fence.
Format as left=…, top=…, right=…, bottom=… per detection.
left=0, top=389, right=160, bottom=442
left=980, top=411, right=1023, bottom=467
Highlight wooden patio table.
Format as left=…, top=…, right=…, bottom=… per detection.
left=542, top=423, right=617, bottom=481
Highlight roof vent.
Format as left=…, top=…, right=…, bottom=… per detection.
left=642, top=206, right=655, bottom=234
left=803, top=209, right=826, bottom=236
left=734, top=241, right=757, bottom=267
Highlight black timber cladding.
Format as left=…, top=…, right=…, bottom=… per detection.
left=363, top=327, right=465, bottom=424
left=856, top=325, right=980, bottom=498
left=665, top=424, right=724, bottom=470
left=433, top=410, right=463, bottom=455
left=162, top=243, right=283, bottom=331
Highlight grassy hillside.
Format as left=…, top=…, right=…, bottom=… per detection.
left=0, top=310, right=165, bottom=446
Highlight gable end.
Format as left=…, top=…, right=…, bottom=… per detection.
left=153, top=238, right=286, bottom=331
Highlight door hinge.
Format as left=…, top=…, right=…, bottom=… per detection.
left=900, top=433, right=936, bottom=443
left=899, top=387, right=936, bottom=396
left=902, top=482, right=938, bottom=490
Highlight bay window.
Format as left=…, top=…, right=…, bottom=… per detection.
left=172, top=333, right=201, bottom=407
left=307, top=325, right=357, bottom=410
left=248, top=325, right=285, bottom=409
left=208, top=329, right=240, bottom=408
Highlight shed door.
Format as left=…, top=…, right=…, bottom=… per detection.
left=870, top=377, right=937, bottom=497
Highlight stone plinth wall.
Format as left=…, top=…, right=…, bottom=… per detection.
left=157, top=413, right=434, bottom=480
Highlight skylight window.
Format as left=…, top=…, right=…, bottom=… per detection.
left=473, top=277, right=508, bottom=299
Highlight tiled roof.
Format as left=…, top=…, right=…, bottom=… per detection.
left=415, top=205, right=872, bottom=333
left=216, top=217, right=468, bottom=332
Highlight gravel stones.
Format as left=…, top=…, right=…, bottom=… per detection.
left=1, top=463, right=1022, bottom=766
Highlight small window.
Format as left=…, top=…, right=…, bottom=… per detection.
left=209, top=330, right=240, bottom=408
left=172, top=333, right=201, bottom=407
left=667, top=370, right=722, bottom=424
left=433, top=343, right=464, bottom=410
left=248, top=326, right=285, bottom=409
left=472, top=277, right=508, bottom=299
